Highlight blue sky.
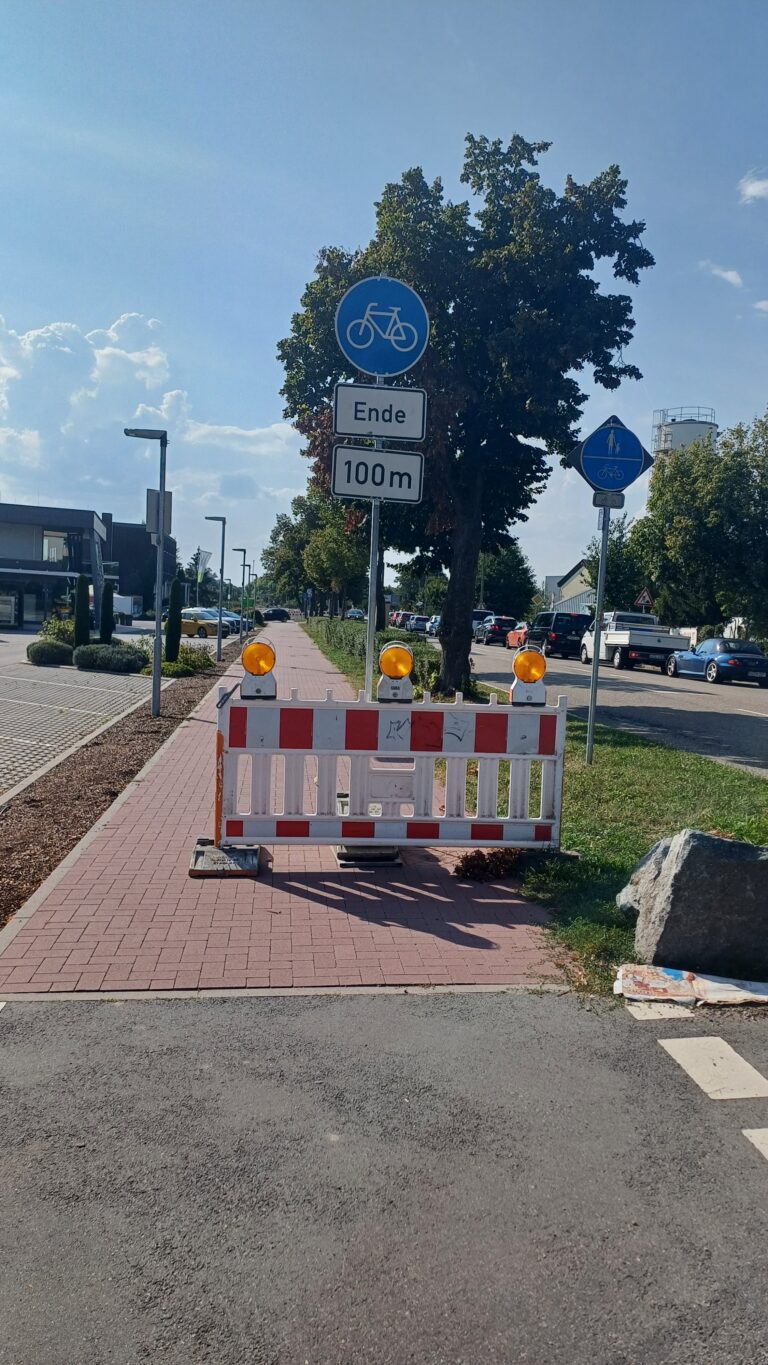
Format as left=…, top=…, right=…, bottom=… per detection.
left=1, top=0, right=766, bottom=586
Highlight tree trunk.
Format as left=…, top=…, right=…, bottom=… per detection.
left=437, top=481, right=484, bottom=693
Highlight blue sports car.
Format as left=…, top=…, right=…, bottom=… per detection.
left=666, top=637, right=768, bottom=687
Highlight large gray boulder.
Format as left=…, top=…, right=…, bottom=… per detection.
left=620, top=829, right=768, bottom=978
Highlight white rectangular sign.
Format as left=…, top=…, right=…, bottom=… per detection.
left=334, top=382, right=426, bottom=442
left=332, top=445, right=423, bottom=504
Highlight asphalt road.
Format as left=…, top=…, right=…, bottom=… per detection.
left=471, top=642, right=768, bottom=776
left=3, top=993, right=768, bottom=1364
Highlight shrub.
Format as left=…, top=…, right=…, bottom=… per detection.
left=165, top=577, right=183, bottom=662
left=141, top=660, right=195, bottom=678
left=176, top=641, right=216, bottom=672
left=39, top=616, right=75, bottom=645
left=99, top=582, right=115, bottom=644
left=27, top=639, right=73, bottom=667
left=73, top=643, right=144, bottom=673
left=305, top=617, right=439, bottom=694
left=74, top=574, right=90, bottom=647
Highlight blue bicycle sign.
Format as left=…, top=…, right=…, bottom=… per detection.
left=335, top=277, right=429, bottom=376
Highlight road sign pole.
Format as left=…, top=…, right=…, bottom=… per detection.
left=364, top=375, right=384, bottom=702
left=151, top=434, right=167, bottom=719
left=586, top=507, right=611, bottom=765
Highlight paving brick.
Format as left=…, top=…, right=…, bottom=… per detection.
left=0, top=624, right=564, bottom=995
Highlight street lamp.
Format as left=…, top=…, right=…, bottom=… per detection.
left=124, top=426, right=167, bottom=718
left=205, top=515, right=226, bottom=663
left=232, top=547, right=247, bottom=645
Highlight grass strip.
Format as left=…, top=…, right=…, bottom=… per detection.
left=305, top=624, right=768, bottom=992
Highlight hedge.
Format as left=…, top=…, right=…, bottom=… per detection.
left=73, top=643, right=145, bottom=673
left=27, top=639, right=74, bottom=667
left=305, top=617, right=440, bottom=694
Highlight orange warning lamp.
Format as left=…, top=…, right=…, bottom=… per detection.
left=242, top=639, right=276, bottom=676
left=379, top=642, right=414, bottom=679
left=377, top=641, right=414, bottom=702
left=512, top=648, right=547, bottom=684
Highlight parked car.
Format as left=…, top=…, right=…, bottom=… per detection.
left=345, top=607, right=365, bottom=620
left=667, top=637, right=768, bottom=686
left=505, top=621, right=528, bottom=649
left=527, top=611, right=593, bottom=658
left=474, top=614, right=518, bottom=645
left=471, top=609, right=490, bottom=632
left=389, top=610, right=400, bottom=625
left=406, top=614, right=429, bottom=633
left=180, top=609, right=231, bottom=639
left=262, top=606, right=290, bottom=622
left=426, top=615, right=441, bottom=636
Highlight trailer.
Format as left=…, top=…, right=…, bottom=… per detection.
left=580, top=611, right=689, bottom=673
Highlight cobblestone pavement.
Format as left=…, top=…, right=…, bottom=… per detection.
left=0, top=662, right=153, bottom=800
left=0, top=623, right=563, bottom=993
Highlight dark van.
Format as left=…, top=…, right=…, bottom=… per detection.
left=527, top=611, right=592, bottom=658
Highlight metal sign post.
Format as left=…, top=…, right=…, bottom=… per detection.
left=334, top=277, right=430, bottom=701
left=566, top=416, right=653, bottom=765
left=585, top=507, right=611, bottom=765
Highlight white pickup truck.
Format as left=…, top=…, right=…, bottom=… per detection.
left=580, top=612, right=690, bottom=673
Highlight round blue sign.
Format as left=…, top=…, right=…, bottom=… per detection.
left=335, top=276, right=430, bottom=377
left=580, top=422, right=645, bottom=492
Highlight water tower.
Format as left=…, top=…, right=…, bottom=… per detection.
left=652, top=406, right=717, bottom=459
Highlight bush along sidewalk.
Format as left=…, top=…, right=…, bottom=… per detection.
left=303, top=617, right=440, bottom=696
left=73, top=643, right=145, bottom=674
left=27, top=639, right=74, bottom=667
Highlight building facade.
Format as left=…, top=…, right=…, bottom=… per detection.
left=0, top=504, right=110, bottom=629
left=0, top=501, right=177, bottom=628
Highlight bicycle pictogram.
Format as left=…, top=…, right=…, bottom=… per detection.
left=597, top=464, right=624, bottom=481
left=346, top=302, right=419, bottom=353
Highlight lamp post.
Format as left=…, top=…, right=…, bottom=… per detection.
left=232, top=547, right=247, bottom=645
left=124, top=426, right=167, bottom=718
left=205, top=515, right=226, bottom=663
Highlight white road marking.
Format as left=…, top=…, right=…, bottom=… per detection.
left=743, top=1129, right=768, bottom=1161
left=0, top=1002, right=5, bottom=1012
left=659, top=1037, right=768, bottom=1100
left=626, top=1001, right=695, bottom=1019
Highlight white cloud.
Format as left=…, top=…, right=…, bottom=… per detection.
left=699, top=260, right=743, bottom=288
left=755, top=301, right=768, bottom=314
left=182, top=419, right=298, bottom=457
left=738, top=173, right=768, bottom=204
left=0, top=312, right=305, bottom=567
left=0, top=427, right=41, bottom=467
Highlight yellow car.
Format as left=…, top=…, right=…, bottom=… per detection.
left=180, top=609, right=230, bottom=639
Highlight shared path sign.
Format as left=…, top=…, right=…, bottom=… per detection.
left=569, top=414, right=653, bottom=497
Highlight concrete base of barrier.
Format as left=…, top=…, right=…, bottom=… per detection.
left=189, top=838, right=262, bottom=879
left=333, top=843, right=402, bottom=869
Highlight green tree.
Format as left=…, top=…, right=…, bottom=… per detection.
left=583, top=514, right=644, bottom=613
left=165, top=575, right=183, bottom=662
left=99, top=581, right=114, bottom=644
left=632, top=413, right=768, bottom=633
left=278, top=132, right=653, bottom=690
left=476, top=543, right=536, bottom=618
left=74, top=573, right=90, bottom=647
left=262, top=490, right=367, bottom=610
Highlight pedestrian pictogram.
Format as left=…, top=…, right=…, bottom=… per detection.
left=634, top=587, right=654, bottom=610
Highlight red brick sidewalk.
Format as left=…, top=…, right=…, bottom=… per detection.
left=0, top=624, right=564, bottom=994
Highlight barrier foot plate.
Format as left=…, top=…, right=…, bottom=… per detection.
left=189, top=838, right=262, bottom=878
left=334, top=844, right=402, bottom=868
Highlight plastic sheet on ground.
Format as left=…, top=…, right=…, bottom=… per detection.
left=614, top=963, right=768, bottom=1007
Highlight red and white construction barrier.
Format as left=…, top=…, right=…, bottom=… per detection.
left=213, top=687, right=566, bottom=850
